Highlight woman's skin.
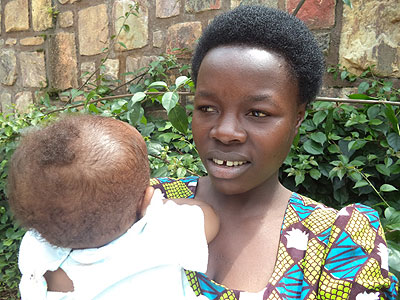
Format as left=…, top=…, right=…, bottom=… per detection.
left=192, top=45, right=306, bottom=292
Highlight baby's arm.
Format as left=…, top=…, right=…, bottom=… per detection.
left=167, top=198, right=220, bottom=243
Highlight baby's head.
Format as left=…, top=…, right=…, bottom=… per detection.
left=8, top=114, right=151, bottom=249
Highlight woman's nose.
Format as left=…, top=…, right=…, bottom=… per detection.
left=209, top=114, right=247, bottom=144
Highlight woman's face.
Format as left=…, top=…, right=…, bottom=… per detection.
left=192, top=46, right=306, bottom=195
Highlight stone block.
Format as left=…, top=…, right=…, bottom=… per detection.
left=339, top=0, right=400, bottom=78
left=114, top=0, right=148, bottom=51
left=78, top=4, right=109, bottom=56
left=0, top=92, right=13, bottom=114
left=5, top=0, right=29, bottom=32
left=15, top=91, right=33, bottom=114
left=0, top=49, right=17, bottom=86
left=48, top=32, right=78, bottom=90
left=20, top=52, right=47, bottom=88
left=101, top=59, right=120, bottom=83
left=156, top=0, right=180, bottom=18
left=58, top=0, right=79, bottom=3
left=286, top=0, right=335, bottom=29
left=80, top=61, right=96, bottom=88
left=0, top=1, right=2, bottom=35
left=20, top=37, right=45, bottom=46
left=166, top=22, right=202, bottom=54
left=6, top=39, right=17, bottom=45
left=59, top=11, right=74, bottom=28
left=125, top=55, right=158, bottom=83
left=314, top=32, right=330, bottom=54
left=186, top=0, right=221, bottom=13
left=231, top=0, right=278, bottom=9
left=153, top=30, right=164, bottom=48
left=32, top=0, right=53, bottom=31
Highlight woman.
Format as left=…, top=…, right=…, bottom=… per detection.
left=151, top=5, right=398, bottom=300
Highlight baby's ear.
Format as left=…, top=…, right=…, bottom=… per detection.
left=139, top=186, right=154, bottom=217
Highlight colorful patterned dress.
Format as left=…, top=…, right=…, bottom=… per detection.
left=150, top=176, right=399, bottom=300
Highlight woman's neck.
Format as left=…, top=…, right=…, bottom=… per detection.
left=196, top=175, right=291, bottom=218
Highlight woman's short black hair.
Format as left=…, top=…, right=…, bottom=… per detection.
left=192, top=5, right=325, bottom=104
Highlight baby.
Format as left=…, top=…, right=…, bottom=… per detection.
left=7, top=114, right=218, bottom=299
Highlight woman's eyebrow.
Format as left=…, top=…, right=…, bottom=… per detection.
left=195, top=90, right=215, bottom=99
left=245, top=94, right=279, bottom=107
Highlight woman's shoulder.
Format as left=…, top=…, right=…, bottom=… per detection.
left=285, top=193, right=386, bottom=256
left=150, top=176, right=199, bottom=199
left=288, top=193, right=381, bottom=231
left=287, top=194, right=398, bottom=299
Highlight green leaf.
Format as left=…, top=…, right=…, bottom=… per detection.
left=70, top=89, right=84, bottom=100
left=380, top=184, right=398, bottom=192
left=385, top=207, right=400, bottom=221
left=357, top=82, right=370, bottom=94
left=140, top=123, right=155, bottom=137
left=151, top=166, right=168, bottom=178
left=310, top=132, right=327, bottom=145
left=130, top=92, right=146, bottom=106
left=123, top=24, right=130, bottom=32
left=376, top=164, right=391, bottom=176
left=325, top=108, right=334, bottom=134
left=175, top=76, right=190, bottom=89
left=309, top=169, right=321, bottom=180
left=162, top=91, right=179, bottom=114
left=303, top=140, right=324, bottom=155
left=387, top=132, right=400, bottom=152
left=295, top=172, right=305, bottom=186
left=368, top=119, right=383, bottom=126
left=385, top=104, right=400, bottom=134
left=148, top=81, right=168, bottom=89
left=118, top=41, right=127, bottom=49
left=386, top=223, right=400, bottom=231
left=127, top=102, right=142, bottom=125
left=387, top=241, right=400, bottom=272
left=146, top=142, right=163, bottom=155
left=348, top=140, right=367, bottom=151
left=158, top=132, right=181, bottom=143
left=367, top=105, right=381, bottom=120
left=312, top=111, right=327, bottom=126
left=177, top=167, right=186, bottom=178
left=353, top=180, right=369, bottom=188
left=327, top=144, right=340, bottom=154
left=348, top=93, right=375, bottom=100
left=168, top=105, right=188, bottom=134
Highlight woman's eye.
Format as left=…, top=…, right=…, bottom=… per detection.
left=199, top=106, right=216, bottom=113
left=248, top=110, right=267, bottom=117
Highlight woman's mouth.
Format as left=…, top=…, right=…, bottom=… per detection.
left=207, top=157, right=251, bottom=179
left=212, top=158, right=248, bottom=167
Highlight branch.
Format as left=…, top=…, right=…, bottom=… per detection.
left=45, top=93, right=400, bottom=115
left=292, top=0, right=307, bottom=16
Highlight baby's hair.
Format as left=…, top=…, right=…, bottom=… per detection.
left=8, top=114, right=149, bottom=248
left=192, top=5, right=325, bottom=104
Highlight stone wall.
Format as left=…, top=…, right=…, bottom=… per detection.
left=0, top=0, right=399, bottom=113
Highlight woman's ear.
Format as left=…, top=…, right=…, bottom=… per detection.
left=139, top=186, right=154, bottom=218
left=295, top=103, right=307, bottom=134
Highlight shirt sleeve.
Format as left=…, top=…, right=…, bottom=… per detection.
left=18, top=231, right=72, bottom=300
left=321, top=204, right=399, bottom=300
left=144, top=197, right=209, bottom=273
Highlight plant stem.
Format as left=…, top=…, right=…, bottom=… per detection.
left=292, top=0, right=307, bottom=16
left=358, top=170, right=390, bottom=207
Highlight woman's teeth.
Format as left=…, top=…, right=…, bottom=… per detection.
left=212, top=158, right=247, bottom=167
